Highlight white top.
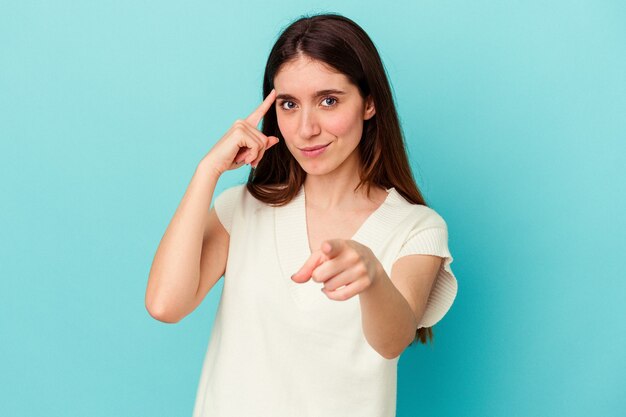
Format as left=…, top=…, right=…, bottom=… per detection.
left=192, top=183, right=457, bottom=417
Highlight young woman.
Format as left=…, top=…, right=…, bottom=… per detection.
left=146, top=13, right=457, bottom=417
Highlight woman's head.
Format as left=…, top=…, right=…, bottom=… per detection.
left=246, top=12, right=434, bottom=345
left=255, top=13, right=405, bottom=193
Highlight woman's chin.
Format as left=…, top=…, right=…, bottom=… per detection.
left=300, top=165, right=324, bottom=175
left=299, top=161, right=340, bottom=177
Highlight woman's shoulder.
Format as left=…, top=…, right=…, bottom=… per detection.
left=213, top=183, right=266, bottom=232
left=219, top=182, right=246, bottom=194
left=392, top=189, right=448, bottom=230
left=215, top=183, right=246, bottom=204
left=217, top=183, right=272, bottom=212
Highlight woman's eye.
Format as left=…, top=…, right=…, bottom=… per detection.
left=280, top=101, right=296, bottom=110
left=322, top=97, right=337, bottom=107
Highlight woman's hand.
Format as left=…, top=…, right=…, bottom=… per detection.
left=202, top=89, right=279, bottom=178
left=291, top=240, right=382, bottom=301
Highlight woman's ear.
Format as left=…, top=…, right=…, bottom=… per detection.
left=363, top=95, right=376, bottom=120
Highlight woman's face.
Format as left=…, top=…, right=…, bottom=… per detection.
left=273, top=55, right=375, bottom=178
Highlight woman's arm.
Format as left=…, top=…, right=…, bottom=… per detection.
left=145, top=90, right=278, bottom=323
left=145, top=158, right=228, bottom=323
left=359, top=255, right=442, bottom=359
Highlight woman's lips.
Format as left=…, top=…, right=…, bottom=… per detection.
left=300, top=143, right=330, bottom=157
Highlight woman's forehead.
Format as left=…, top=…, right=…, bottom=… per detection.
left=274, top=59, right=353, bottom=96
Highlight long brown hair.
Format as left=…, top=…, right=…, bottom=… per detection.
left=247, top=13, right=434, bottom=345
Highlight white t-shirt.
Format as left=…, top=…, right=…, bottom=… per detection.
left=192, top=183, right=457, bottom=417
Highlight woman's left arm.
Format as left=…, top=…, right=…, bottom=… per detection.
left=359, top=253, right=441, bottom=359
left=291, top=239, right=442, bottom=359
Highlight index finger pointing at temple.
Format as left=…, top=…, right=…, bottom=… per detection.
left=245, top=89, right=277, bottom=128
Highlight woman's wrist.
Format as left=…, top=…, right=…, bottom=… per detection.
left=197, top=156, right=223, bottom=183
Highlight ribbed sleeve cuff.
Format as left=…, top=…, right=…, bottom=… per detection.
left=396, top=227, right=458, bottom=329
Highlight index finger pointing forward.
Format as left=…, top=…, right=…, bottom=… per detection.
left=245, top=89, right=277, bottom=128
left=291, top=251, right=326, bottom=283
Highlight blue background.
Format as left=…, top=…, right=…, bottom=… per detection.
left=1, top=1, right=624, bottom=416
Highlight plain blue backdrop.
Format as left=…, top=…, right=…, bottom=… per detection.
left=1, top=1, right=624, bottom=416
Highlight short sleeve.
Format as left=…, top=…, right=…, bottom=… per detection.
left=395, top=225, right=458, bottom=329
left=211, top=185, right=242, bottom=235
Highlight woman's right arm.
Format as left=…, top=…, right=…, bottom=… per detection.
left=145, top=89, right=279, bottom=323
left=145, top=160, right=226, bottom=323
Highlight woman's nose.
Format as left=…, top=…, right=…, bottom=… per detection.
left=297, top=109, right=321, bottom=139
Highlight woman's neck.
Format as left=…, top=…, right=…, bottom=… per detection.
left=303, top=174, right=385, bottom=211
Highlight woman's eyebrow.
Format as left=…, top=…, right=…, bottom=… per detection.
left=276, top=89, right=347, bottom=100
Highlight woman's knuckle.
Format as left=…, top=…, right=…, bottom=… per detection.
left=347, top=252, right=360, bottom=263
